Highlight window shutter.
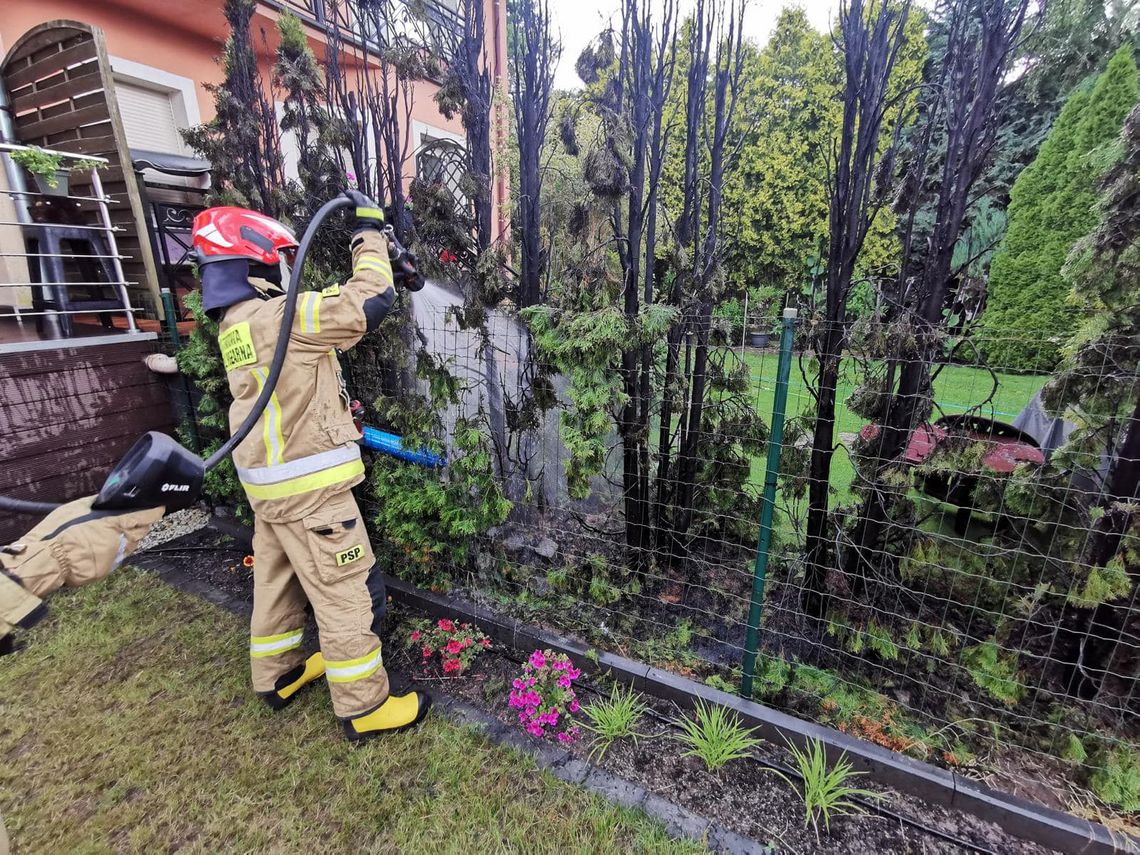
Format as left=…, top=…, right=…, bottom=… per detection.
left=115, top=82, right=183, bottom=153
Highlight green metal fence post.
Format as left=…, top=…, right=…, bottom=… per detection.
left=741, top=307, right=797, bottom=697
left=160, top=289, right=182, bottom=349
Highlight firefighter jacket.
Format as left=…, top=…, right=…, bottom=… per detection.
left=219, top=229, right=395, bottom=523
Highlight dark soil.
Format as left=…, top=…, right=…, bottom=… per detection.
left=138, top=525, right=1058, bottom=854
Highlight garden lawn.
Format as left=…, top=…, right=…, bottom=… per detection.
left=0, top=569, right=701, bottom=854
left=740, top=349, right=1048, bottom=498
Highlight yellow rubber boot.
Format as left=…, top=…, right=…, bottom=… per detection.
left=343, top=691, right=431, bottom=741
left=260, top=652, right=326, bottom=710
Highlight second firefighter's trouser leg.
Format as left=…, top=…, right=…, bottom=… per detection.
left=249, top=518, right=308, bottom=691
left=261, top=492, right=389, bottom=718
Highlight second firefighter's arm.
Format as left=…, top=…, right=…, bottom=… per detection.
left=291, top=229, right=396, bottom=352
left=1, top=497, right=164, bottom=654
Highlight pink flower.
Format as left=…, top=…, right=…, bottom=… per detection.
left=529, top=650, right=547, bottom=670
left=557, top=731, right=573, bottom=744
left=557, top=675, right=571, bottom=689
left=438, top=619, right=455, bottom=632
left=442, top=657, right=461, bottom=674
left=480, top=638, right=491, bottom=648
left=526, top=722, right=544, bottom=738
left=410, top=630, right=421, bottom=642
left=566, top=667, right=581, bottom=680
left=525, top=706, right=537, bottom=718
left=445, top=639, right=463, bottom=655
left=519, top=712, right=528, bottom=723
left=569, top=699, right=580, bottom=713
left=422, top=646, right=433, bottom=659
left=461, top=638, right=472, bottom=649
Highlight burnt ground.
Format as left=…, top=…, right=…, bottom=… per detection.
left=132, top=525, right=1061, bottom=854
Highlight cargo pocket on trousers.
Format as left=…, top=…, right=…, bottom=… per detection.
left=303, top=506, right=375, bottom=584
left=325, top=419, right=363, bottom=447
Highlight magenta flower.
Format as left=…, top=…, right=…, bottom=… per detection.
left=508, top=650, right=583, bottom=743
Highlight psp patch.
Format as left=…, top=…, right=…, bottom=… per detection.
left=336, top=544, right=365, bottom=566
left=219, top=322, right=258, bottom=371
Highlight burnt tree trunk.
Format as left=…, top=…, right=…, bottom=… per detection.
left=838, top=0, right=1029, bottom=592
left=511, top=0, right=557, bottom=308
left=668, top=0, right=744, bottom=555
left=802, top=0, right=911, bottom=615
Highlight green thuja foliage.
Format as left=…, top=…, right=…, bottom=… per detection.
left=752, top=653, right=793, bottom=699
left=865, top=622, right=900, bottom=662
left=369, top=415, right=511, bottom=588
left=964, top=640, right=1025, bottom=707
left=1068, top=558, right=1132, bottom=608
left=362, top=308, right=509, bottom=587
left=1089, top=747, right=1140, bottom=813
left=522, top=304, right=677, bottom=497
left=984, top=46, right=1139, bottom=371
left=1062, top=733, right=1088, bottom=764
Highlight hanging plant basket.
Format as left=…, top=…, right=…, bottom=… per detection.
left=749, top=330, right=770, bottom=348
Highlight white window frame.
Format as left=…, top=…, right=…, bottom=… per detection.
left=109, top=56, right=201, bottom=154
left=413, top=120, right=465, bottom=152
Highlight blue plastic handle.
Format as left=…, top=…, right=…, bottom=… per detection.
left=361, top=426, right=445, bottom=467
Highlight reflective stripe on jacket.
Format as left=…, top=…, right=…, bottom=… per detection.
left=219, top=229, right=395, bottom=523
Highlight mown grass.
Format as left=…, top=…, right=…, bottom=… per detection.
left=0, top=569, right=702, bottom=854
left=739, top=349, right=1047, bottom=500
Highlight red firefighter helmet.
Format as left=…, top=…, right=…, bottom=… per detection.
left=191, top=207, right=298, bottom=266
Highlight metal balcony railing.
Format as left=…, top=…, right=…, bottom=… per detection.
left=0, top=142, right=141, bottom=339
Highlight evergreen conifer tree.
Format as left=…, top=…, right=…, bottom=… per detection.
left=984, top=45, right=1138, bottom=371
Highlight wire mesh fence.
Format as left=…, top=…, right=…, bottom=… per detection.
left=342, top=288, right=1138, bottom=813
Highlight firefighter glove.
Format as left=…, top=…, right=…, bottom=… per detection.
left=344, top=190, right=385, bottom=233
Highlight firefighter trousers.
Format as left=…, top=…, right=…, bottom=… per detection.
left=249, top=491, right=389, bottom=718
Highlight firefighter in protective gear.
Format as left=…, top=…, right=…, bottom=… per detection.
left=192, top=193, right=429, bottom=739
left=0, top=496, right=164, bottom=654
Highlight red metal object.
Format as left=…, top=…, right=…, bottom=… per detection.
left=860, top=416, right=1044, bottom=474
left=350, top=399, right=365, bottom=436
